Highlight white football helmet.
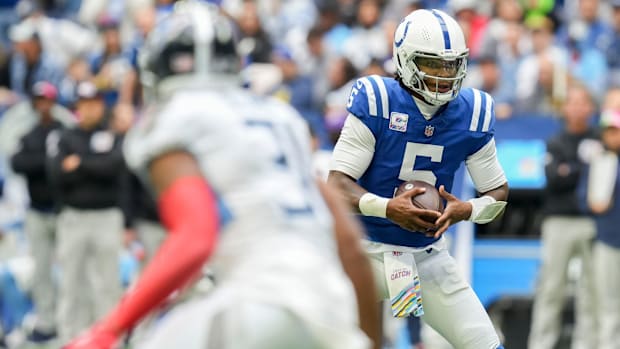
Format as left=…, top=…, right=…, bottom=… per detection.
left=139, top=0, right=239, bottom=101
left=393, top=9, right=469, bottom=106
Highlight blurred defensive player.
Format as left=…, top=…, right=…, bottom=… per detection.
left=63, top=1, right=380, bottom=349
left=328, top=9, right=509, bottom=349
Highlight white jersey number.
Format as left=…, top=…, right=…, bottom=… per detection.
left=245, top=119, right=317, bottom=216
left=398, top=142, right=444, bottom=185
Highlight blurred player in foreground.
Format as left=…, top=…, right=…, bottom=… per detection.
left=63, top=1, right=380, bottom=349
left=329, top=9, right=508, bottom=349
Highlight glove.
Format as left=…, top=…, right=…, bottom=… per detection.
left=63, top=325, right=119, bottom=349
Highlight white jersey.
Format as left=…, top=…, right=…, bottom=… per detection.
left=124, top=86, right=369, bottom=349
left=125, top=87, right=334, bottom=252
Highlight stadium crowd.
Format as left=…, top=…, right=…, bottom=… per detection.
left=0, top=0, right=618, bottom=348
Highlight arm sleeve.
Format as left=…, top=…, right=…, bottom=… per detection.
left=465, top=137, right=507, bottom=193
left=330, top=114, right=376, bottom=180
left=47, top=131, right=83, bottom=185
left=586, top=151, right=618, bottom=209
left=98, top=176, right=219, bottom=335
left=11, top=137, right=46, bottom=176
left=576, top=163, right=591, bottom=214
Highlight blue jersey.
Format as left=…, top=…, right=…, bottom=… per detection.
left=347, top=75, right=495, bottom=247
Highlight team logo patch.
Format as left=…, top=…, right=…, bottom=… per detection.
left=389, top=112, right=409, bottom=132
left=424, top=125, right=435, bottom=137
left=90, top=131, right=114, bottom=153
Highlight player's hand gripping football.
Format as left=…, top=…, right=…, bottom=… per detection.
left=432, top=185, right=473, bottom=238
left=63, top=324, right=119, bottom=349
left=386, top=187, right=441, bottom=232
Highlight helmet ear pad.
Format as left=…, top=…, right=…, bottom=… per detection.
left=411, top=74, right=421, bottom=90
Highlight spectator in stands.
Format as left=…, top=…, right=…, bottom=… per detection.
left=14, top=0, right=96, bottom=69
left=556, top=0, right=613, bottom=54
left=235, top=0, right=273, bottom=65
left=314, top=0, right=351, bottom=56
left=529, top=83, right=601, bottom=349
left=58, top=58, right=92, bottom=108
left=467, top=55, right=515, bottom=119
left=9, top=81, right=65, bottom=344
left=606, top=0, right=620, bottom=87
left=0, top=81, right=73, bottom=159
left=515, top=14, right=568, bottom=116
left=47, top=80, right=125, bottom=344
left=270, top=46, right=315, bottom=115
left=342, top=0, right=388, bottom=71
left=580, top=87, right=620, bottom=349
left=519, top=0, right=555, bottom=22
left=565, top=27, right=608, bottom=102
left=89, top=15, right=135, bottom=109
left=323, top=56, right=356, bottom=145
left=449, top=0, right=488, bottom=59
left=0, top=20, right=64, bottom=104
left=305, top=27, right=331, bottom=111
left=479, top=0, right=524, bottom=59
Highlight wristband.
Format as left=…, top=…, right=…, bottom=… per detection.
left=359, top=192, right=389, bottom=218
left=467, top=195, right=507, bottom=224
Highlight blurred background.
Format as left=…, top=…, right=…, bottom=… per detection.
left=0, top=0, right=616, bottom=348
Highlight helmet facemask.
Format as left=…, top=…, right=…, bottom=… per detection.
left=398, top=50, right=468, bottom=106
left=138, top=1, right=240, bottom=102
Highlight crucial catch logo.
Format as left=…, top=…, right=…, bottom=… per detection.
left=389, top=112, right=409, bottom=132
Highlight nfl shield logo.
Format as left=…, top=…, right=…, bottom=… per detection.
left=424, top=125, right=434, bottom=137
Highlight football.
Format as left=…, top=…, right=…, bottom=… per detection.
left=394, top=180, right=445, bottom=221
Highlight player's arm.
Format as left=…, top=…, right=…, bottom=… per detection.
left=11, top=136, right=46, bottom=176
left=317, top=180, right=381, bottom=349
left=434, top=137, right=509, bottom=237
left=64, top=150, right=219, bottom=349
left=328, top=114, right=440, bottom=232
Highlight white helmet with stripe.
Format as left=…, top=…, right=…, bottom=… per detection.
left=393, top=9, right=468, bottom=106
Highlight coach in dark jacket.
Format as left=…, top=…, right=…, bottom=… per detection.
left=48, top=81, right=124, bottom=343
left=529, top=84, right=600, bottom=349
left=10, top=81, right=64, bottom=342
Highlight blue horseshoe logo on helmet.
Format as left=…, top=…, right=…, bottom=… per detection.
left=395, top=20, right=411, bottom=48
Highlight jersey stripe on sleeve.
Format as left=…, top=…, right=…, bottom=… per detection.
left=481, top=92, right=493, bottom=132
left=368, top=75, right=390, bottom=119
left=469, top=89, right=482, bottom=131
left=359, top=77, right=378, bottom=117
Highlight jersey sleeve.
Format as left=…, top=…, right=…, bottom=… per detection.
left=466, top=89, right=497, bottom=154
left=330, top=114, right=376, bottom=180
left=123, top=99, right=204, bottom=174
left=465, top=137, right=507, bottom=193
left=346, top=76, right=388, bottom=137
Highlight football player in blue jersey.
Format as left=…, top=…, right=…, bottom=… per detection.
left=328, top=9, right=509, bottom=349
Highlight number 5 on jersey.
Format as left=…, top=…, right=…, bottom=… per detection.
left=399, top=142, right=444, bottom=185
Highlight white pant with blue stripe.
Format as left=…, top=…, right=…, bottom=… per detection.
left=364, top=239, right=501, bottom=349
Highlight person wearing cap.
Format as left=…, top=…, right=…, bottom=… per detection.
left=578, top=87, right=620, bottom=349
left=47, top=80, right=126, bottom=344
left=9, top=81, right=66, bottom=343
left=528, top=83, right=601, bottom=349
